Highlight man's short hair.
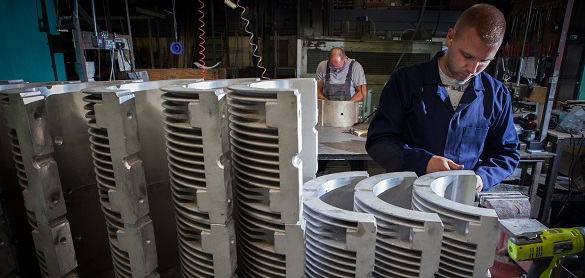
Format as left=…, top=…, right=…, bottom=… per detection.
left=454, top=4, right=506, bottom=45
left=329, top=47, right=346, bottom=59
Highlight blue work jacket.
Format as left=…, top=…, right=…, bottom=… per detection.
left=366, top=52, right=520, bottom=191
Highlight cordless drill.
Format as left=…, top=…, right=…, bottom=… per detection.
left=508, top=227, right=585, bottom=278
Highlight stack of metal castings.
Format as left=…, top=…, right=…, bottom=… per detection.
left=354, top=172, right=443, bottom=277
left=304, top=170, right=500, bottom=278
left=412, top=170, right=499, bottom=278
left=227, top=79, right=317, bottom=277
left=82, top=83, right=166, bottom=278
left=0, top=78, right=503, bottom=278
left=0, top=81, right=147, bottom=277
left=159, top=79, right=256, bottom=277
left=0, top=83, right=85, bottom=278
left=303, top=172, right=376, bottom=277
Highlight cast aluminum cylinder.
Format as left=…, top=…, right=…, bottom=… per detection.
left=412, top=170, right=499, bottom=278
left=354, top=172, right=443, bottom=277
left=303, top=172, right=376, bottom=277
left=1, top=91, right=78, bottom=277
left=82, top=83, right=165, bottom=278
left=0, top=82, right=131, bottom=277
left=317, top=100, right=359, bottom=127
left=159, top=78, right=257, bottom=278
left=227, top=78, right=317, bottom=277
left=0, top=81, right=171, bottom=278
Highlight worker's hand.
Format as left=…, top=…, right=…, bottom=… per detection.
left=425, top=156, right=464, bottom=173
left=475, top=175, right=484, bottom=192
left=317, top=82, right=328, bottom=100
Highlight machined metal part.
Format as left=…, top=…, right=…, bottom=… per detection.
left=354, top=172, right=443, bottom=277
left=476, top=192, right=532, bottom=219
left=317, top=100, right=359, bottom=127
left=1, top=84, right=114, bottom=277
left=0, top=81, right=145, bottom=277
left=303, top=171, right=375, bottom=278
left=228, top=79, right=314, bottom=277
left=0, top=79, right=25, bottom=85
left=159, top=78, right=257, bottom=277
left=247, top=78, right=318, bottom=183
left=498, top=219, right=547, bottom=237
left=82, top=84, right=165, bottom=278
left=1, top=94, right=79, bottom=277
left=412, top=170, right=499, bottom=278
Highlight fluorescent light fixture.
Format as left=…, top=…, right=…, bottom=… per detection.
left=224, top=0, right=237, bottom=9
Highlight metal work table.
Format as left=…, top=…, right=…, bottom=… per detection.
left=317, top=124, right=554, bottom=214
left=317, top=124, right=370, bottom=160
left=539, top=129, right=585, bottom=224
left=517, top=150, right=555, bottom=216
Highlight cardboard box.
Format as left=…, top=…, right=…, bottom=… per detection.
left=525, top=86, right=548, bottom=104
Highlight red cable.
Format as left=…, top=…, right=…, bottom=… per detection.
left=197, top=0, right=206, bottom=79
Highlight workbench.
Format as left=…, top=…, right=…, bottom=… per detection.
left=539, top=129, right=585, bottom=224
left=317, top=124, right=554, bottom=215
left=317, top=124, right=370, bottom=161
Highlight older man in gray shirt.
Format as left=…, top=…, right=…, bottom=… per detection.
left=316, top=47, right=367, bottom=102
left=315, top=47, right=368, bottom=175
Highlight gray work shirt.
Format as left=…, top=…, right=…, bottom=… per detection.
left=315, top=59, right=366, bottom=97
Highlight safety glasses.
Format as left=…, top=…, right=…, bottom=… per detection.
left=328, top=60, right=347, bottom=73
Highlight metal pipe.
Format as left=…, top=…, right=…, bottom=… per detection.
left=73, top=0, right=88, bottom=82
left=538, top=0, right=576, bottom=223
left=211, top=0, right=217, bottom=64
left=155, top=6, right=162, bottom=69
left=516, top=0, right=534, bottom=86
left=105, top=0, right=112, bottom=34
left=124, top=0, right=136, bottom=71
left=91, top=0, right=98, bottom=36
left=297, top=0, right=300, bottom=38
left=147, top=16, right=155, bottom=69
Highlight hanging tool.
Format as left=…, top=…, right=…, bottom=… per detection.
left=169, top=0, right=183, bottom=55
left=508, top=227, right=585, bottom=278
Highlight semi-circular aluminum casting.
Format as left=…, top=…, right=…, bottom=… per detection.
left=303, top=171, right=376, bottom=278
left=412, top=170, right=499, bottom=278
left=354, top=172, right=443, bottom=277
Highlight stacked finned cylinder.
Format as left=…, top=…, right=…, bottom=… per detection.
left=303, top=172, right=376, bottom=277
left=160, top=80, right=254, bottom=278
left=412, top=170, right=499, bottom=278
left=354, top=172, right=443, bottom=278
left=228, top=80, right=314, bottom=278
left=82, top=87, right=159, bottom=278
left=1, top=92, right=78, bottom=277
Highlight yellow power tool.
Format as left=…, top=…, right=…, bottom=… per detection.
left=508, top=227, right=585, bottom=278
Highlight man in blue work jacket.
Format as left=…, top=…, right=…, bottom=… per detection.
left=366, top=4, right=520, bottom=192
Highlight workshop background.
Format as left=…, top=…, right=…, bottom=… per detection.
left=2, top=0, right=585, bottom=277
